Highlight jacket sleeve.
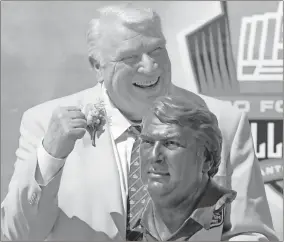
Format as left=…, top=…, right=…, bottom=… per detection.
left=221, top=112, right=279, bottom=241
left=1, top=110, right=63, bottom=241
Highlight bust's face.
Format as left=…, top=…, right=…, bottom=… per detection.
left=99, top=20, right=171, bottom=120
left=140, top=114, right=206, bottom=203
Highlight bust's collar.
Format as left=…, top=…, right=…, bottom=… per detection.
left=136, top=179, right=237, bottom=240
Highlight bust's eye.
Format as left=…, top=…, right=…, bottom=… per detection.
left=142, top=139, right=153, bottom=145
left=164, top=140, right=181, bottom=148
left=141, top=137, right=156, bottom=146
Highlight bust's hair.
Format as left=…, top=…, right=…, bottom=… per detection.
left=86, top=3, right=163, bottom=63
left=144, top=95, right=222, bottom=177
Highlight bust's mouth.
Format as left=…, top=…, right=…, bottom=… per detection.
left=148, top=168, right=169, bottom=176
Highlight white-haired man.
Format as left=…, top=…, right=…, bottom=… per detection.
left=1, top=3, right=278, bottom=241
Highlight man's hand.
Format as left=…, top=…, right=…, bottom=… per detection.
left=43, top=106, right=87, bottom=159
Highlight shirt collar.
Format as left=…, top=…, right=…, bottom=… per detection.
left=189, top=179, right=236, bottom=229
left=102, top=84, right=135, bottom=140
left=138, top=179, right=237, bottom=239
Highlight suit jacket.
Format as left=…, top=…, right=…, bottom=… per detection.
left=1, top=84, right=278, bottom=241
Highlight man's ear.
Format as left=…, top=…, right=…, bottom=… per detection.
left=89, top=56, right=100, bottom=70
left=89, top=56, right=103, bottom=83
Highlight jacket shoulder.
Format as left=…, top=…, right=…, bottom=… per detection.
left=199, top=94, right=245, bottom=153
left=171, top=85, right=242, bottom=121
left=198, top=94, right=242, bottom=121
left=27, top=86, right=97, bottom=114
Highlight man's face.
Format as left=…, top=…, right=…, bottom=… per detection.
left=99, top=21, right=171, bottom=120
left=140, top=114, right=206, bottom=202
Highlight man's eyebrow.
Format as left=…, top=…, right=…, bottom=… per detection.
left=114, top=42, right=140, bottom=59
left=151, top=39, right=166, bottom=48
left=115, top=38, right=166, bottom=59
left=115, top=47, right=137, bottom=59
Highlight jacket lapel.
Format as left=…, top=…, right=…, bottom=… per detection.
left=57, top=85, right=126, bottom=239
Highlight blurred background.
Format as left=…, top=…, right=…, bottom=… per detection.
left=1, top=1, right=283, bottom=240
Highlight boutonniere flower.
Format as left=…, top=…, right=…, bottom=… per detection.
left=81, top=99, right=108, bottom=147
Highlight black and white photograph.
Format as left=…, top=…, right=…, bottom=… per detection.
left=1, top=1, right=283, bottom=241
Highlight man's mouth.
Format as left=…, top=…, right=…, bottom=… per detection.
left=133, top=77, right=160, bottom=89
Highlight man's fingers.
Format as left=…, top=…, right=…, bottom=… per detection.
left=66, top=106, right=82, bottom=111
left=68, top=111, right=86, bottom=119
left=71, top=128, right=87, bottom=139
left=71, top=119, right=87, bottom=129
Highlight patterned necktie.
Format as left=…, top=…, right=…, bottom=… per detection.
left=126, top=126, right=150, bottom=240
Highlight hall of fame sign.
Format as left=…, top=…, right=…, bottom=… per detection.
left=177, top=2, right=283, bottom=234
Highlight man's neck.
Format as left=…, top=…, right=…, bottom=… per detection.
left=121, top=109, right=142, bottom=123
left=152, top=177, right=209, bottom=240
left=104, top=88, right=142, bottom=121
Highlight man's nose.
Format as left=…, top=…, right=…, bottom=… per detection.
left=138, top=53, right=158, bottom=74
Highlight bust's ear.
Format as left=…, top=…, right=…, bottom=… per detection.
left=200, top=149, right=213, bottom=174
left=89, top=56, right=103, bottom=83
left=202, top=160, right=213, bottom=174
